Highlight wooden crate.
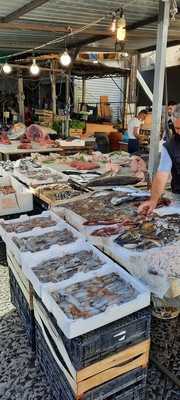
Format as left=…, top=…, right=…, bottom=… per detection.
left=34, top=298, right=150, bottom=399
left=69, top=129, right=83, bottom=137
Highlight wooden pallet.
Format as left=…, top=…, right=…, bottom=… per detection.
left=34, top=298, right=150, bottom=398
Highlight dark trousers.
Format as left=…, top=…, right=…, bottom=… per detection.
left=128, top=139, right=139, bottom=154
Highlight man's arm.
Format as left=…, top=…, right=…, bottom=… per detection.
left=133, top=126, right=140, bottom=139
left=138, top=146, right=172, bottom=215
left=138, top=172, right=169, bottom=215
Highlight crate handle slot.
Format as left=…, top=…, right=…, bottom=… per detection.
left=113, top=330, right=126, bottom=338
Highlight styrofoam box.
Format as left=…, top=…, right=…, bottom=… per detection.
left=5, top=219, right=83, bottom=266
left=53, top=196, right=180, bottom=299
left=13, top=166, right=68, bottom=187
left=0, top=210, right=62, bottom=244
left=0, top=175, right=33, bottom=216
left=43, top=262, right=150, bottom=339
left=22, top=241, right=113, bottom=298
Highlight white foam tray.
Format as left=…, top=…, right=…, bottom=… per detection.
left=22, top=241, right=110, bottom=298
left=0, top=175, right=33, bottom=216
left=0, top=210, right=61, bottom=243
left=43, top=262, right=150, bottom=339
left=4, top=218, right=82, bottom=265
left=13, top=166, right=67, bottom=187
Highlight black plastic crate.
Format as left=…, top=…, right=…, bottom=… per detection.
left=37, top=295, right=151, bottom=370
left=36, top=320, right=147, bottom=400
left=9, top=268, right=35, bottom=350
left=0, top=238, right=7, bottom=265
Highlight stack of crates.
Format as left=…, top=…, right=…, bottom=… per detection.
left=34, top=297, right=151, bottom=399
left=8, top=250, right=35, bottom=349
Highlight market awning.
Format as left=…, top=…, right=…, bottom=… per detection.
left=0, top=0, right=179, bottom=55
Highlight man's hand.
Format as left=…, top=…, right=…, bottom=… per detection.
left=138, top=199, right=157, bottom=216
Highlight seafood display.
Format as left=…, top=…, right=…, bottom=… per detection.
left=51, top=273, right=138, bottom=320
left=14, top=166, right=65, bottom=187
left=63, top=191, right=171, bottom=228
left=0, top=186, right=16, bottom=195
left=12, top=229, right=76, bottom=252
left=36, top=183, right=84, bottom=203
left=32, top=250, right=104, bottom=283
left=114, top=213, right=180, bottom=251
left=91, top=223, right=126, bottom=237
left=69, top=161, right=99, bottom=170
left=67, top=172, right=101, bottom=185
left=64, top=191, right=149, bottom=224
left=1, top=216, right=57, bottom=234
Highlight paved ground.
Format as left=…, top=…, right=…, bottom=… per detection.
left=0, top=263, right=180, bottom=400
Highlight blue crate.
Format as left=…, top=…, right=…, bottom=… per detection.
left=35, top=321, right=147, bottom=400
left=36, top=296, right=151, bottom=370
left=9, top=268, right=35, bottom=350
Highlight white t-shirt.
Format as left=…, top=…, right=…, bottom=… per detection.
left=128, top=117, right=141, bottom=139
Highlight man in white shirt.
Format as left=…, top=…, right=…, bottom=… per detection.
left=127, top=110, right=147, bottom=154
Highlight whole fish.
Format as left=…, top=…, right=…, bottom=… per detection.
left=88, top=175, right=141, bottom=187
left=111, top=194, right=150, bottom=206
left=91, top=224, right=126, bottom=237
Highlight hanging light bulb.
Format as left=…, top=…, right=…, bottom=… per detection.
left=60, top=49, right=71, bottom=67
left=2, top=62, right=12, bottom=74
left=116, top=12, right=126, bottom=42
left=30, top=58, right=40, bottom=76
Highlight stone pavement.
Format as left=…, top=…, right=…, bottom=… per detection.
left=0, top=264, right=180, bottom=400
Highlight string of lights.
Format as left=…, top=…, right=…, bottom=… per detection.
left=1, top=0, right=175, bottom=76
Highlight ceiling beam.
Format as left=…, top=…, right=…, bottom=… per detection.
left=127, top=15, right=158, bottom=31
left=1, top=0, right=50, bottom=23
left=67, top=34, right=112, bottom=49
left=138, top=40, right=180, bottom=53
left=0, top=21, right=109, bottom=35
left=127, top=7, right=180, bottom=31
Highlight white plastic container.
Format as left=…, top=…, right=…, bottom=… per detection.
left=0, top=176, right=33, bottom=216
left=43, top=263, right=150, bottom=339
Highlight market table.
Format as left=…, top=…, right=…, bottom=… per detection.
left=0, top=141, right=95, bottom=161
left=0, top=142, right=63, bottom=161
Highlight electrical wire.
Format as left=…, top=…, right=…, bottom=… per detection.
left=0, top=15, right=109, bottom=61
left=0, top=0, right=138, bottom=62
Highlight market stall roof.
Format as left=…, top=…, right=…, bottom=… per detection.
left=0, top=0, right=180, bottom=56
left=68, top=60, right=130, bottom=79
left=8, top=58, right=130, bottom=79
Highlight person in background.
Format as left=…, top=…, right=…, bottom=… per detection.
left=138, top=113, right=180, bottom=215
left=163, top=101, right=176, bottom=141
left=24, top=105, right=32, bottom=126
left=127, top=110, right=147, bottom=154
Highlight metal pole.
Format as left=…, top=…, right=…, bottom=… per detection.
left=123, top=76, right=127, bottom=130
left=65, top=74, right=70, bottom=137
left=50, top=62, right=57, bottom=118
left=18, top=74, right=25, bottom=122
left=148, top=0, right=170, bottom=177
left=82, top=78, right=86, bottom=104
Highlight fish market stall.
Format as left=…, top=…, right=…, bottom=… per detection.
left=52, top=188, right=180, bottom=305
left=0, top=210, right=151, bottom=399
